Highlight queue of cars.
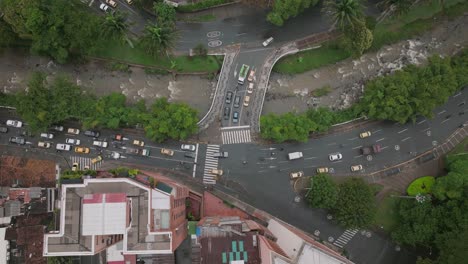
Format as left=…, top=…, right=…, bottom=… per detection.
left=224, top=67, right=256, bottom=123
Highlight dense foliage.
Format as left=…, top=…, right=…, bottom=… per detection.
left=6, top=73, right=199, bottom=142
left=307, top=173, right=338, bottom=209
left=154, top=2, right=177, bottom=27
left=391, top=154, right=468, bottom=263
left=267, top=0, right=319, bottom=26
left=176, top=0, right=233, bottom=12
left=261, top=51, right=468, bottom=142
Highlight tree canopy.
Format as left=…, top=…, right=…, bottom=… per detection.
left=267, top=0, right=319, bottom=26
left=306, top=173, right=338, bottom=209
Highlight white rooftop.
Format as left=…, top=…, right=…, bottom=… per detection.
left=82, top=193, right=127, bottom=236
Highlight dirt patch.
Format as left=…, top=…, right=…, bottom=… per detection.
left=0, top=156, right=56, bottom=187
left=203, top=191, right=250, bottom=219
left=0, top=49, right=215, bottom=119
left=264, top=15, right=468, bottom=114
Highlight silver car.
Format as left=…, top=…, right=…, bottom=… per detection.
left=329, top=153, right=343, bottom=161
left=181, top=144, right=196, bottom=151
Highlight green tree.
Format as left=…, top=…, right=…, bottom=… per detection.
left=140, top=23, right=178, bottom=57
left=437, top=224, right=468, bottom=264
left=333, top=178, right=376, bottom=228
left=193, top=43, right=208, bottom=57
left=101, top=12, right=133, bottom=47
left=0, top=18, right=18, bottom=48
left=0, top=0, right=39, bottom=38
left=416, top=257, right=435, bottom=264
left=267, top=0, right=319, bottom=26
left=153, top=2, right=176, bottom=27
left=142, top=98, right=198, bottom=142
left=306, top=107, right=336, bottom=132
left=323, top=0, right=364, bottom=30
left=377, top=0, right=412, bottom=16
left=260, top=112, right=315, bottom=143
left=82, top=93, right=132, bottom=129
left=344, top=20, right=373, bottom=56
left=307, top=173, right=338, bottom=209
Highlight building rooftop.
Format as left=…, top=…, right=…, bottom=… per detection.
left=82, top=193, right=127, bottom=236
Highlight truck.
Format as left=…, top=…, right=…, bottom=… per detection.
left=238, top=64, right=250, bottom=85
left=361, top=144, right=382, bottom=155
left=288, top=152, right=303, bottom=160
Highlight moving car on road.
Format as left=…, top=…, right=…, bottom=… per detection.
left=225, top=91, right=233, bottom=104
left=248, top=70, right=255, bottom=82
left=93, top=140, right=108, bottom=148
left=105, top=0, right=117, bottom=7
left=56, top=144, right=71, bottom=151
left=91, top=156, right=102, bottom=164
left=75, top=147, right=90, bottom=154
left=223, top=107, right=231, bottom=120
left=243, top=95, right=250, bottom=107
left=234, top=96, right=241, bottom=108
left=66, top=138, right=81, bottom=145
left=40, top=133, right=54, bottom=139
left=247, top=83, right=254, bottom=94
left=38, top=141, right=51, bottom=148
left=9, top=137, right=25, bottom=145
left=67, top=128, right=80, bottom=135
left=288, top=152, right=303, bottom=160
left=238, top=64, right=250, bottom=85
left=290, top=171, right=304, bottom=179
left=181, top=144, right=196, bottom=151
left=359, top=131, right=372, bottom=138
left=84, top=130, right=100, bottom=138
left=211, top=169, right=223, bottom=176
left=351, top=164, right=363, bottom=172
left=213, top=152, right=228, bottom=158
left=262, top=37, right=274, bottom=47
left=133, top=140, right=144, bottom=146
left=329, top=153, right=343, bottom=161
left=316, top=167, right=329, bottom=173
left=6, top=120, right=22, bottom=128
left=0, top=127, right=8, bottom=133
left=161, top=148, right=174, bottom=156
left=361, top=144, right=382, bottom=155
left=232, top=111, right=239, bottom=123
left=72, top=163, right=79, bottom=171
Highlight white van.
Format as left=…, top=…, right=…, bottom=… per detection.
left=263, top=37, right=274, bottom=47
left=288, top=152, right=303, bottom=160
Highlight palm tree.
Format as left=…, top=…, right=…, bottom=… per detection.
left=323, top=0, right=364, bottom=30
left=101, top=12, right=133, bottom=47
left=139, top=23, right=178, bottom=57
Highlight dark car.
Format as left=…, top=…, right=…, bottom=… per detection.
left=9, top=136, right=25, bottom=145
left=213, top=152, right=228, bottom=158
left=232, top=111, right=239, bottom=123
left=225, top=91, right=233, bottom=104
left=0, top=127, right=8, bottom=133
left=184, top=152, right=196, bottom=159
left=233, top=96, right=241, bottom=108
left=223, top=107, right=231, bottom=120
left=84, top=130, right=100, bottom=138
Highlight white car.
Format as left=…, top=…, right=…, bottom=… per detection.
left=99, top=3, right=111, bottom=12
left=56, top=144, right=71, bottom=151
left=6, top=120, right=22, bottom=128
left=38, top=141, right=51, bottom=148
left=66, top=138, right=81, bottom=145
left=93, top=140, right=108, bottom=148
left=181, top=144, right=196, bottom=151
left=40, top=133, right=54, bottom=139
left=329, top=153, right=343, bottom=161
left=262, top=37, right=274, bottom=47
left=52, top=125, right=64, bottom=131
left=67, top=128, right=80, bottom=135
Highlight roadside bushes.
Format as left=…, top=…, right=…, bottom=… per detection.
left=176, top=0, right=233, bottom=12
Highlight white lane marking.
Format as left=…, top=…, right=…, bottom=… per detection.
left=421, top=127, right=430, bottom=132
left=398, top=128, right=408, bottom=134
left=372, top=129, right=382, bottom=133
left=441, top=118, right=450, bottom=124
left=438, top=110, right=446, bottom=115
left=258, top=170, right=266, bottom=173
left=453, top=92, right=462, bottom=97
left=417, top=119, right=426, bottom=125
left=305, top=157, right=317, bottom=160
left=348, top=137, right=358, bottom=141
left=304, top=165, right=317, bottom=168
left=192, top=143, right=199, bottom=178
left=236, top=33, right=247, bottom=36
left=401, top=137, right=411, bottom=142
left=381, top=146, right=389, bottom=150
left=279, top=161, right=289, bottom=163
left=354, top=155, right=363, bottom=158
left=332, top=160, right=343, bottom=163
left=352, top=146, right=363, bottom=150
left=327, top=142, right=337, bottom=146
left=376, top=138, right=385, bottom=142
left=304, top=147, right=314, bottom=150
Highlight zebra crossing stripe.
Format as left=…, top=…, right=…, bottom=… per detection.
left=221, top=129, right=252, bottom=145
left=333, top=229, right=359, bottom=248
left=203, top=144, right=220, bottom=185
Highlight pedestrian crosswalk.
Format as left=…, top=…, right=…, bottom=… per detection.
left=221, top=128, right=251, bottom=144
left=69, top=156, right=104, bottom=171
left=333, top=229, right=359, bottom=248
left=203, top=145, right=220, bottom=185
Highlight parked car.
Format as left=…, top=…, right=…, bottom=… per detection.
left=72, top=163, right=79, bottom=171
left=37, top=141, right=51, bottom=148
left=181, top=144, right=196, bottom=151
left=262, top=37, right=274, bottom=47
left=225, top=91, right=233, bottom=104
left=161, top=148, right=174, bottom=156
left=93, top=140, right=108, bottom=148
left=0, top=127, right=8, bottom=133
left=56, top=144, right=71, bottom=151
left=248, top=70, right=255, bottom=82
left=243, top=95, right=250, bottom=107
left=329, top=153, right=343, bottom=161
left=105, top=0, right=117, bottom=7
left=133, top=140, right=144, bottom=146
left=126, top=0, right=134, bottom=4
left=211, top=169, right=223, bottom=176
left=232, top=111, right=239, bottom=123
left=213, top=152, right=228, bottom=158
left=75, top=147, right=90, bottom=154
left=359, top=131, right=372, bottom=138
left=66, top=138, right=81, bottom=145
left=290, top=171, right=304, bottom=179
left=52, top=125, right=64, bottom=132
left=351, top=164, right=363, bottom=172
left=67, top=128, right=80, bottom=135
left=247, top=83, right=254, bottom=94
left=40, top=133, right=54, bottom=139
left=84, top=130, right=100, bottom=138
left=9, top=137, right=25, bottom=145
left=233, top=96, right=241, bottom=108
left=99, top=3, right=111, bottom=12
left=6, top=120, right=22, bottom=128
left=223, top=107, right=231, bottom=120
left=316, top=167, right=329, bottom=173
left=91, top=156, right=102, bottom=164
left=184, top=152, right=196, bottom=159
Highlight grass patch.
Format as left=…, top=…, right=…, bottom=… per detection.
left=273, top=45, right=350, bottom=74
left=89, top=39, right=221, bottom=73
left=188, top=221, right=197, bottom=235
left=370, top=183, right=384, bottom=195
left=407, top=176, right=435, bottom=196
left=311, top=85, right=332, bottom=97
left=176, top=0, right=233, bottom=12
left=107, top=62, right=131, bottom=73
left=374, top=191, right=399, bottom=232
left=447, top=137, right=468, bottom=155
left=273, top=0, right=468, bottom=74
left=183, top=14, right=217, bottom=22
